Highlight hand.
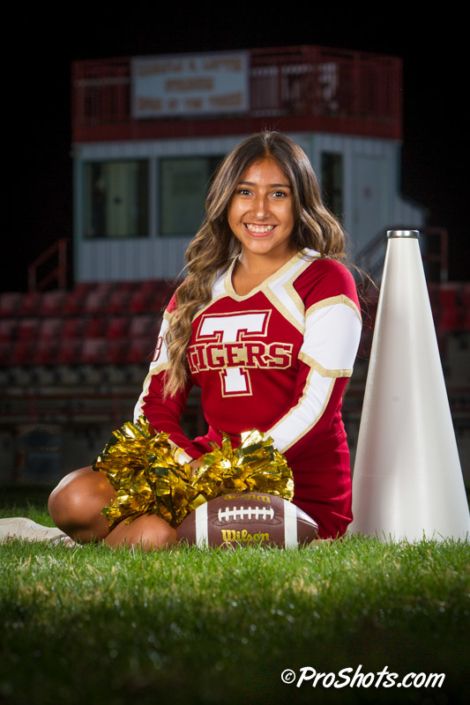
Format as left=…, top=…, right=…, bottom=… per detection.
left=189, top=457, right=204, bottom=471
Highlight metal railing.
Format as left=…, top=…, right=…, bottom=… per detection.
left=72, top=45, right=402, bottom=140
left=28, top=238, right=68, bottom=292
left=354, top=226, right=449, bottom=283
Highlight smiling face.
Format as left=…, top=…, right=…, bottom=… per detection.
left=227, top=157, right=297, bottom=264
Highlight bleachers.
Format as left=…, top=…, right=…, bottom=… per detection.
left=0, top=279, right=207, bottom=483
left=0, top=280, right=173, bottom=387
left=0, top=278, right=467, bottom=407
left=0, top=278, right=468, bottom=485
left=1, top=279, right=469, bottom=379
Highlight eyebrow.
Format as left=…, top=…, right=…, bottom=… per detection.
left=237, top=180, right=291, bottom=188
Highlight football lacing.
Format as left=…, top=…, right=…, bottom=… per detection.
left=217, top=505, right=275, bottom=522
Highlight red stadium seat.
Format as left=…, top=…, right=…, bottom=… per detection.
left=438, top=284, right=461, bottom=332
left=139, top=280, right=159, bottom=293
left=39, top=290, right=66, bottom=317
left=129, top=315, right=158, bottom=339
left=129, top=288, right=153, bottom=314
left=83, top=283, right=115, bottom=314
left=62, top=318, right=84, bottom=339
left=104, top=285, right=136, bottom=314
left=39, top=319, right=63, bottom=341
left=57, top=339, right=81, bottom=365
left=83, top=318, right=106, bottom=338
left=129, top=281, right=169, bottom=314
left=439, top=284, right=458, bottom=307
left=17, top=292, right=42, bottom=317
left=462, top=284, right=470, bottom=306
left=125, top=338, right=155, bottom=364
left=439, top=311, right=461, bottom=332
left=11, top=341, right=33, bottom=365
left=106, top=317, right=130, bottom=340
left=106, top=340, right=127, bottom=364
left=63, top=283, right=96, bottom=315
left=31, top=340, right=59, bottom=366
left=17, top=319, right=40, bottom=342
left=0, top=342, right=12, bottom=365
left=80, top=338, right=108, bottom=365
left=0, top=320, right=17, bottom=342
left=0, top=292, right=21, bottom=317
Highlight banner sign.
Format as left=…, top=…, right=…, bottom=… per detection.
left=131, top=51, right=249, bottom=118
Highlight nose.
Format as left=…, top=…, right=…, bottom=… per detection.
left=253, top=193, right=269, bottom=219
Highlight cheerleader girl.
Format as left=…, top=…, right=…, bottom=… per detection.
left=43, top=130, right=362, bottom=550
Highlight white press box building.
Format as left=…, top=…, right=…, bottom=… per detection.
left=71, top=44, right=426, bottom=282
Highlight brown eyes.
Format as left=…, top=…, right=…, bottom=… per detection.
left=235, top=189, right=288, bottom=198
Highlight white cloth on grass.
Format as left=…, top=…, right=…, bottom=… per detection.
left=0, top=517, right=78, bottom=547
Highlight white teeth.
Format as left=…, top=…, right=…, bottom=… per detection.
left=245, top=224, right=275, bottom=233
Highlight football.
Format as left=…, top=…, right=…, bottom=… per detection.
left=177, top=491, right=319, bottom=548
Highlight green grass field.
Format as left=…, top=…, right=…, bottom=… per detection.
left=1, top=486, right=469, bottom=705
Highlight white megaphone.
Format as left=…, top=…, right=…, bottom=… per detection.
left=349, top=229, right=470, bottom=541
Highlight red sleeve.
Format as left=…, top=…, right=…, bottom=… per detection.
left=133, top=292, right=203, bottom=461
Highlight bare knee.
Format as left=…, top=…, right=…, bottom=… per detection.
left=48, top=466, right=116, bottom=542
left=104, top=514, right=177, bottom=551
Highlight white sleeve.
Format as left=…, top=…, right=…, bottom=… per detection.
left=265, top=296, right=362, bottom=454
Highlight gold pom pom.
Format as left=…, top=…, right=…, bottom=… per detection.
left=93, top=416, right=294, bottom=529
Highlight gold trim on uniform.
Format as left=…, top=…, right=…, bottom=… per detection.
left=268, top=370, right=336, bottom=452
left=134, top=360, right=170, bottom=419
left=305, top=295, right=362, bottom=322
left=190, top=292, right=234, bottom=323
left=261, top=256, right=320, bottom=334
left=220, top=250, right=321, bottom=334
left=283, top=253, right=322, bottom=318
left=298, top=351, right=352, bottom=378
left=224, top=252, right=305, bottom=301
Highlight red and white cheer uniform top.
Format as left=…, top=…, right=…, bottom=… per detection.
left=134, top=247, right=362, bottom=538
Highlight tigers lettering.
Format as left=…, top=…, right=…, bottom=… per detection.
left=188, top=311, right=293, bottom=395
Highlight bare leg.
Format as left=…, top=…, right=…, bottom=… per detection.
left=48, top=466, right=116, bottom=543
left=104, top=514, right=177, bottom=551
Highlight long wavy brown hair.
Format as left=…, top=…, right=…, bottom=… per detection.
left=163, top=130, right=347, bottom=398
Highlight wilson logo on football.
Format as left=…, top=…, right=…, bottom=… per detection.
left=217, top=506, right=275, bottom=522
left=220, top=529, right=270, bottom=543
